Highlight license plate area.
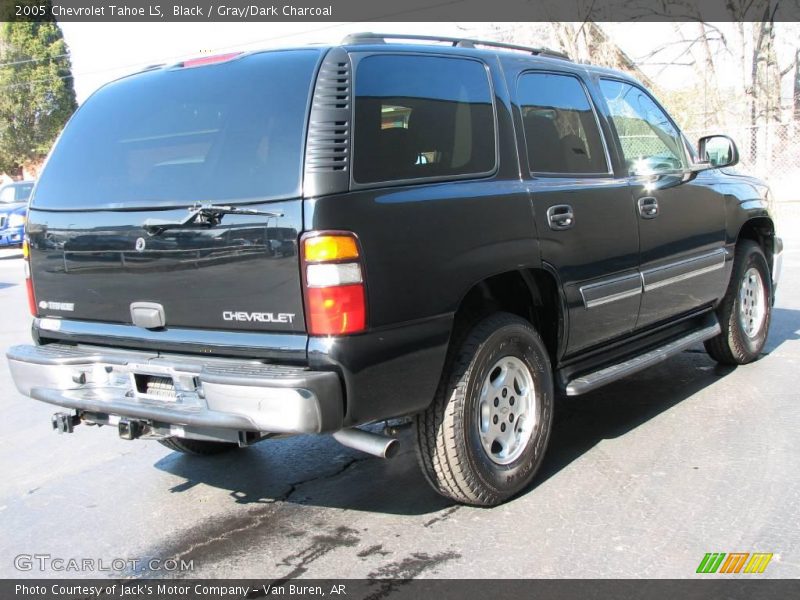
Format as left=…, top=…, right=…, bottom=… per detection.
left=131, top=373, right=178, bottom=402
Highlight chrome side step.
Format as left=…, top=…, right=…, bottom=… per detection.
left=564, top=322, right=721, bottom=396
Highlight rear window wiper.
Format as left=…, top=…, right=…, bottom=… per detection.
left=143, top=203, right=284, bottom=235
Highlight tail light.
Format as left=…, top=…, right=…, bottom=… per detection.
left=301, top=232, right=366, bottom=335
left=22, top=239, right=37, bottom=317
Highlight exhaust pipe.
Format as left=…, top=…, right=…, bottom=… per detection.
left=333, top=428, right=399, bottom=459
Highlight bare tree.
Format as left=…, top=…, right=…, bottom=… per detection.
left=479, top=22, right=655, bottom=88
left=794, top=48, right=800, bottom=120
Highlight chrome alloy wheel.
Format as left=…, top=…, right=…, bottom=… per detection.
left=477, top=356, right=536, bottom=465
left=739, top=267, right=767, bottom=338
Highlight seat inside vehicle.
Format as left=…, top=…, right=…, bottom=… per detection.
left=354, top=95, right=493, bottom=183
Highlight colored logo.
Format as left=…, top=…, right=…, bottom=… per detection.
left=696, top=552, right=773, bottom=574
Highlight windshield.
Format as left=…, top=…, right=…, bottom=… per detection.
left=33, top=49, right=321, bottom=210
left=0, top=183, right=33, bottom=204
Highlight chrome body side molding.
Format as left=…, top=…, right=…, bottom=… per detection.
left=580, top=249, right=727, bottom=309
left=642, top=248, right=726, bottom=292
left=580, top=273, right=642, bottom=309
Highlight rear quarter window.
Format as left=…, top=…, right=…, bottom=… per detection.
left=353, top=54, right=496, bottom=185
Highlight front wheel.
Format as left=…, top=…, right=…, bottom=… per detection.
left=705, top=240, right=772, bottom=365
left=415, top=312, right=554, bottom=506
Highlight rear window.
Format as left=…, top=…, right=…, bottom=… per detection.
left=33, top=50, right=320, bottom=210
left=0, top=183, right=33, bottom=203
left=353, top=54, right=495, bottom=184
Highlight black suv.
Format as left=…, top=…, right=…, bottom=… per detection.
left=7, top=34, right=782, bottom=506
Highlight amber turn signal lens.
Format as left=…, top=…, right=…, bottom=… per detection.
left=303, top=235, right=359, bottom=262
left=22, top=239, right=29, bottom=259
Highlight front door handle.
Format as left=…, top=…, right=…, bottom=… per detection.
left=638, top=196, right=659, bottom=219
left=547, top=204, right=574, bottom=231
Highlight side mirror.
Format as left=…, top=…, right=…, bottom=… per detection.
left=698, top=135, right=739, bottom=169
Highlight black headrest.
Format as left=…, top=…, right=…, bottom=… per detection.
left=560, top=133, right=591, bottom=172
left=524, top=114, right=564, bottom=172
left=408, top=103, right=454, bottom=155
left=380, top=127, right=417, bottom=167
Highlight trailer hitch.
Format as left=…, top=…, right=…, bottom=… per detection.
left=118, top=418, right=146, bottom=440
left=51, top=412, right=81, bottom=434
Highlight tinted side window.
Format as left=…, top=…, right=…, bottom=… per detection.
left=353, top=55, right=495, bottom=184
left=517, top=72, right=608, bottom=174
left=599, top=79, right=687, bottom=174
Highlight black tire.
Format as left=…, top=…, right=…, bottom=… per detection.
left=705, top=240, right=772, bottom=365
left=415, top=312, right=554, bottom=506
left=158, top=437, right=240, bottom=456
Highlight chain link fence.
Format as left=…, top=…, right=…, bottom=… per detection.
left=687, top=121, right=800, bottom=202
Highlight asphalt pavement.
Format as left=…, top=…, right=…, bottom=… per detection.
left=0, top=205, right=798, bottom=579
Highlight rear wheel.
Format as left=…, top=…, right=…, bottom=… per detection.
left=158, top=437, right=240, bottom=456
left=705, top=240, right=772, bottom=365
left=415, top=312, right=554, bottom=506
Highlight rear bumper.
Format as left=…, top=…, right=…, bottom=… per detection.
left=6, top=344, right=343, bottom=434
left=32, top=315, right=453, bottom=427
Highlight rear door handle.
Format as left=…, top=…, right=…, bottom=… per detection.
left=547, top=204, right=574, bottom=231
left=638, top=196, right=659, bottom=219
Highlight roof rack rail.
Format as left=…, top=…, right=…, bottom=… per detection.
left=340, top=32, right=570, bottom=61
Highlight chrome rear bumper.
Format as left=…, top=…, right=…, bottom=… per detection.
left=6, top=344, right=343, bottom=434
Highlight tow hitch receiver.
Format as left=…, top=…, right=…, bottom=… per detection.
left=118, top=418, right=146, bottom=440
left=51, top=412, right=81, bottom=434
